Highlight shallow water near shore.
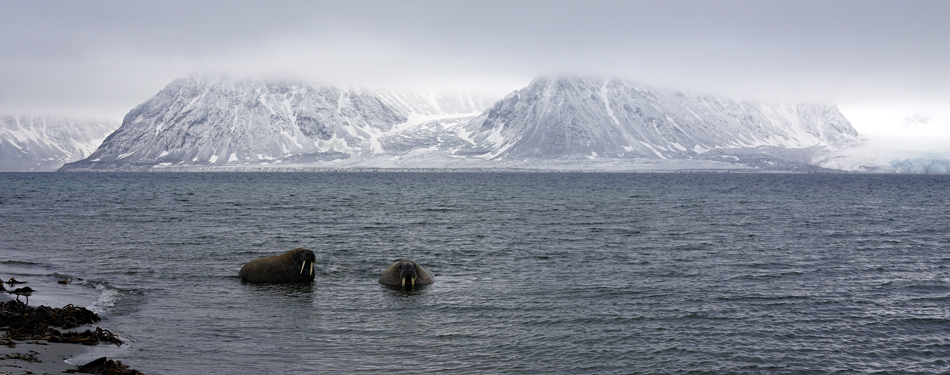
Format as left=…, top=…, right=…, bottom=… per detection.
left=2, top=172, right=950, bottom=374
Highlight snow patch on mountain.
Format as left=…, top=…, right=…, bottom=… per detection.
left=1, top=115, right=118, bottom=171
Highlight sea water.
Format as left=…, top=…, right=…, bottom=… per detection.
left=1, top=172, right=949, bottom=374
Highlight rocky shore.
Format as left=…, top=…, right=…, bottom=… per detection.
left=1, top=279, right=144, bottom=375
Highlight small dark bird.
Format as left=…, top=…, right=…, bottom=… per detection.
left=11, top=287, right=33, bottom=305
left=6, top=278, right=25, bottom=285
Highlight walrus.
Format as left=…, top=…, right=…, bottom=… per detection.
left=378, top=260, right=434, bottom=289
left=239, top=247, right=316, bottom=283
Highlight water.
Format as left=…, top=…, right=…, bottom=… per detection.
left=2, top=172, right=950, bottom=374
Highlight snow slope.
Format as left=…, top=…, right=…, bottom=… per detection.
left=1, top=115, right=118, bottom=171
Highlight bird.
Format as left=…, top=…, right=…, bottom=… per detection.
left=11, top=286, right=33, bottom=305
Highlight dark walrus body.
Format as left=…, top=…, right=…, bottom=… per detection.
left=378, top=260, right=434, bottom=289
left=239, top=247, right=316, bottom=283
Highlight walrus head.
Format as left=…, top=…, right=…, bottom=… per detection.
left=293, top=248, right=316, bottom=277
left=397, top=262, right=418, bottom=288
left=378, top=260, right=433, bottom=289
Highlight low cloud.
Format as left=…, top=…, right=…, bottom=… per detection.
left=3, top=0, right=949, bottom=137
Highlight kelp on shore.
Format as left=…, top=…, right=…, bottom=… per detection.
left=1, top=299, right=145, bottom=374
left=0, top=300, right=122, bottom=345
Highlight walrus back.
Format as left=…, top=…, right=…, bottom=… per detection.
left=238, top=255, right=289, bottom=283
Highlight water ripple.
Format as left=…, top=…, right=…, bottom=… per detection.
left=1, top=172, right=950, bottom=374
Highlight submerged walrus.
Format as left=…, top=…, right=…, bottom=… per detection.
left=378, top=260, right=434, bottom=289
left=239, top=247, right=316, bottom=283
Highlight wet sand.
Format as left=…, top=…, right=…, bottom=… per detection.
left=0, top=339, right=93, bottom=375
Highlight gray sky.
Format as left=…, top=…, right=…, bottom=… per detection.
left=2, top=0, right=949, bottom=139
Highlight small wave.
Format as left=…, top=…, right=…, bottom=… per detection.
left=88, top=283, right=121, bottom=315
left=64, top=277, right=140, bottom=316
left=423, top=207, right=456, bottom=212
left=909, top=295, right=950, bottom=302
left=716, top=294, right=811, bottom=302
left=0, top=260, right=43, bottom=266
left=726, top=271, right=804, bottom=281
left=0, top=259, right=52, bottom=276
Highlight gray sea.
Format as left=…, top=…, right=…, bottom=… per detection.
left=2, top=172, right=950, bottom=374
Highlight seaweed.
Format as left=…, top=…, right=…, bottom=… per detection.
left=1, top=350, right=41, bottom=362
left=0, top=300, right=122, bottom=345
left=66, top=356, right=147, bottom=375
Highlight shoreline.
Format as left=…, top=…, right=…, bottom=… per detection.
left=1, top=283, right=139, bottom=375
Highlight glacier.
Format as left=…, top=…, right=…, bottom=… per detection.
left=59, top=75, right=867, bottom=172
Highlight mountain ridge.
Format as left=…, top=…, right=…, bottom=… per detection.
left=59, top=75, right=862, bottom=172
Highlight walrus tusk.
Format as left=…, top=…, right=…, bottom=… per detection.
left=300, top=261, right=307, bottom=274
left=411, top=277, right=415, bottom=288
left=310, top=262, right=314, bottom=276
left=402, top=277, right=406, bottom=288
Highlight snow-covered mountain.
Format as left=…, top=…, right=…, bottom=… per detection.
left=61, top=75, right=862, bottom=172
left=1, top=115, right=118, bottom=171
left=61, top=77, right=496, bottom=171
left=457, top=77, right=860, bottom=170
left=62, top=77, right=405, bottom=170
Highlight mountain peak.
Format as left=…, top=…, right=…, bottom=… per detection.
left=461, top=75, right=859, bottom=163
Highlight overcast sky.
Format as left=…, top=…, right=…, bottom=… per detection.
left=2, top=0, right=948, bottom=140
